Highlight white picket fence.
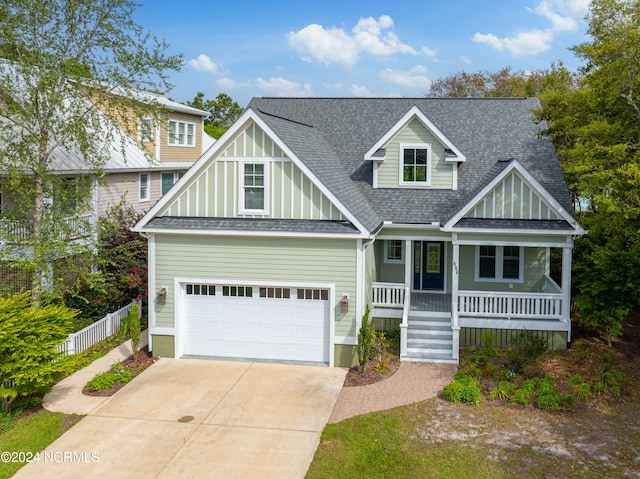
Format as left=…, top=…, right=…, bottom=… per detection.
left=58, top=301, right=140, bottom=356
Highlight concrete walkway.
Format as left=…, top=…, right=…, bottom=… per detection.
left=329, top=361, right=457, bottom=423
left=43, top=330, right=149, bottom=415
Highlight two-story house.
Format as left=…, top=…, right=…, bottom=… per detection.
left=133, top=97, right=585, bottom=367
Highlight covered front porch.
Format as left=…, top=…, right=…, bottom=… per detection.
left=369, top=236, right=573, bottom=362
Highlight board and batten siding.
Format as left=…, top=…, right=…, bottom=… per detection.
left=153, top=235, right=359, bottom=337
left=377, top=118, right=453, bottom=189
left=162, top=121, right=346, bottom=221
left=465, top=170, right=560, bottom=220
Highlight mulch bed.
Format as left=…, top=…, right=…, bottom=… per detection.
left=344, top=353, right=401, bottom=387
left=82, top=346, right=158, bottom=397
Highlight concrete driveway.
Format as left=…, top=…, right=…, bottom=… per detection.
left=15, top=358, right=346, bottom=479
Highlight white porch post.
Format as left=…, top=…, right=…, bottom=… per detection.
left=561, top=243, right=573, bottom=332
left=451, top=235, right=460, bottom=360
left=400, top=240, right=412, bottom=359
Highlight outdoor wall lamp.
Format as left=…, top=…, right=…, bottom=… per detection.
left=340, top=294, right=349, bottom=313
left=157, top=287, right=167, bottom=305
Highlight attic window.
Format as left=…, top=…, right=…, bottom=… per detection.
left=399, top=143, right=431, bottom=186
left=239, top=161, right=269, bottom=215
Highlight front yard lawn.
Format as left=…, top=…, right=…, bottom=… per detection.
left=0, top=410, right=81, bottom=479
left=308, top=315, right=640, bottom=479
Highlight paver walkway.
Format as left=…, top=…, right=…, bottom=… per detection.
left=329, top=361, right=457, bottom=423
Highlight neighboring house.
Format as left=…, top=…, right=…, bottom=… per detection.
left=133, top=98, right=585, bottom=367
left=96, top=92, right=214, bottom=218
left=0, top=87, right=212, bottom=291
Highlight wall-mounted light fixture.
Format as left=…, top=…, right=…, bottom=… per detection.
left=340, top=294, right=349, bottom=313
left=157, top=287, right=167, bottom=305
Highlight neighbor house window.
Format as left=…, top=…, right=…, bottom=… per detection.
left=139, top=173, right=149, bottom=201
left=399, top=143, right=431, bottom=186
left=168, top=120, right=195, bottom=146
left=138, top=118, right=154, bottom=142
left=161, top=172, right=177, bottom=196
left=240, top=162, right=268, bottom=214
left=476, top=245, right=523, bottom=282
left=384, top=240, right=404, bottom=263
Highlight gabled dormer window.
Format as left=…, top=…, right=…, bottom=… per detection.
left=399, top=143, right=431, bottom=186
left=168, top=120, right=195, bottom=147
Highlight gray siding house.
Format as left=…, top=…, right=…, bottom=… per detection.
left=134, top=98, right=585, bottom=367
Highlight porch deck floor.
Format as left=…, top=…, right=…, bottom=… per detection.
left=410, top=291, right=452, bottom=313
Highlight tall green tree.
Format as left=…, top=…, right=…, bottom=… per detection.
left=535, top=0, right=640, bottom=342
left=0, top=0, right=182, bottom=304
left=186, top=92, right=243, bottom=139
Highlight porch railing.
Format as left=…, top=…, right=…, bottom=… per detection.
left=457, top=291, right=563, bottom=320
left=372, top=282, right=406, bottom=308
left=0, top=213, right=93, bottom=243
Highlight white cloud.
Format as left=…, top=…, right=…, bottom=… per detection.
left=323, top=82, right=344, bottom=90
left=255, top=77, right=313, bottom=97
left=379, top=66, right=432, bottom=89
left=421, top=45, right=437, bottom=57
left=472, top=0, right=587, bottom=57
left=216, top=77, right=237, bottom=89
left=186, top=54, right=219, bottom=74
left=287, top=15, right=417, bottom=66
left=460, top=55, right=472, bottom=64
left=351, top=84, right=373, bottom=96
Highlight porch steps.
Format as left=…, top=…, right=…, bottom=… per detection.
left=403, top=316, right=456, bottom=363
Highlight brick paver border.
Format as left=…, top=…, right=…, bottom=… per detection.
left=329, top=361, right=457, bottom=423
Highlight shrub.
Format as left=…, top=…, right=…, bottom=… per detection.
left=537, top=394, right=560, bottom=410
left=0, top=292, right=76, bottom=412
left=442, top=375, right=482, bottom=406
left=129, top=302, right=141, bottom=362
left=510, top=388, right=531, bottom=407
left=357, top=305, right=373, bottom=372
left=489, top=381, right=515, bottom=401
left=575, top=383, right=591, bottom=400
left=87, top=363, right=133, bottom=392
left=507, top=331, right=548, bottom=373
left=569, top=374, right=582, bottom=385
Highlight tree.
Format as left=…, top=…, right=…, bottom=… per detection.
left=0, top=292, right=75, bottom=412
left=0, top=1, right=182, bottom=304
left=426, top=65, right=575, bottom=100
left=357, top=305, right=373, bottom=372
left=535, top=0, right=640, bottom=341
left=186, top=92, right=243, bottom=138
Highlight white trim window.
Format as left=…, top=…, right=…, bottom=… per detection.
left=168, top=120, right=195, bottom=147
left=384, top=239, right=404, bottom=264
left=138, top=117, right=154, bottom=142
left=239, top=161, right=269, bottom=214
left=139, top=173, right=150, bottom=201
left=161, top=172, right=177, bottom=196
left=475, top=245, right=524, bottom=282
left=399, top=143, right=431, bottom=186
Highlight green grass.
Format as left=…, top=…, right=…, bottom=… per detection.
left=0, top=410, right=81, bottom=479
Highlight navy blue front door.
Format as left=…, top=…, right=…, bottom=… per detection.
left=413, top=242, right=445, bottom=290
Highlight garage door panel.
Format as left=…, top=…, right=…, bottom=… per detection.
left=182, top=284, right=330, bottom=363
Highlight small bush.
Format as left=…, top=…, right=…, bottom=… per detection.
left=537, top=394, right=560, bottom=410
left=569, top=374, right=582, bottom=385
left=87, top=363, right=132, bottom=392
left=510, top=388, right=531, bottom=407
left=575, top=383, right=591, bottom=400
left=357, top=305, right=373, bottom=372
left=489, top=381, right=515, bottom=401
left=442, top=375, right=482, bottom=406
left=507, top=331, right=548, bottom=372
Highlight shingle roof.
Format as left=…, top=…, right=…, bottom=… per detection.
left=454, top=218, right=574, bottom=231
left=145, top=216, right=360, bottom=234
left=248, top=97, right=574, bottom=231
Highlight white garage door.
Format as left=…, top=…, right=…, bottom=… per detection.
left=182, top=284, right=330, bottom=363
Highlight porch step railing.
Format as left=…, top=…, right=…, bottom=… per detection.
left=458, top=291, right=563, bottom=320
left=372, top=282, right=405, bottom=308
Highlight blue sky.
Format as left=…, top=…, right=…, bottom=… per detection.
left=133, top=0, right=591, bottom=107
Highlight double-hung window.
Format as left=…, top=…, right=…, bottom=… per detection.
left=139, top=173, right=150, bottom=201
left=399, top=143, right=431, bottom=186
left=168, top=120, right=195, bottom=146
left=384, top=240, right=404, bottom=263
left=240, top=162, right=268, bottom=214
left=138, top=118, right=154, bottom=142
left=476, top=245, right=523, bottom=282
